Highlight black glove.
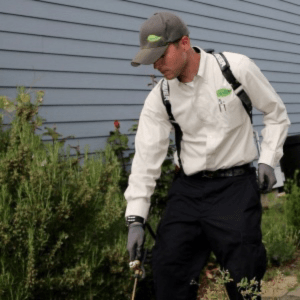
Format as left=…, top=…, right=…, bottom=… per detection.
left=127, top=223, right=145, bottom=262
left=258, top=163, right=277, bottom=194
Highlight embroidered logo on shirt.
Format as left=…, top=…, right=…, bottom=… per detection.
left=147, top=35, right=162, bottom=42
left=216, top=89, right=232, bottom=98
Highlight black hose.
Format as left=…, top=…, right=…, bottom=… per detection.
left=145, top=223, right=156, bottom=241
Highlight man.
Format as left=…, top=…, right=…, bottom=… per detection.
left=125, top=11, right=290, bottom=300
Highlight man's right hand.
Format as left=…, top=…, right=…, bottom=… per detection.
left=127, top=222, right=145, bottom=261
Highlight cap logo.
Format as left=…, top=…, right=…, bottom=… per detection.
left=147, top=35, right=162, bottom=42
left=217, top=88, right=232, bottom=98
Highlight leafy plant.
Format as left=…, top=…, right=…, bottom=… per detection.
left=261, top=187, right=300, bottom=270
left=283, top=170, right=300, bottom=239
left=107, top=120, right=131, bottom=193
left=0, top=87, right=130, bottom=300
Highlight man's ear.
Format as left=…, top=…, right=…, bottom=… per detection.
left=180, top=36, right=191, bottom=50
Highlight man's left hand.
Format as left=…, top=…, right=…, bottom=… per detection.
left=258, top=163, right=277, bottom=194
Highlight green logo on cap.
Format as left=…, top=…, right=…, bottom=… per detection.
left=147, top=35, right=162, bottom=42
left=217, top=88, right=232, bottom=98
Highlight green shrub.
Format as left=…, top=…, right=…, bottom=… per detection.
left=262, top=189, right=300, bottom=268
left=283, top=170, right=300, bottom=240
left=0, top=88, right=131, bottom=300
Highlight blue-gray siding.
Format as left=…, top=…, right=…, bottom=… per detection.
left=0, top=0, right=299, bottom=163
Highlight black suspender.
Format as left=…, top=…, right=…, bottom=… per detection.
left=160, top=51, right=253, bottom=174
left=213, top=53, right=253, bottom=124
left=160, top=79, right=185, bottom=173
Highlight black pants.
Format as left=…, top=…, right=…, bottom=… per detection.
left=152, top=167, right=267, bottom=300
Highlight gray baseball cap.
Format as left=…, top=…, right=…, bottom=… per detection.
left=131, top=12, right=190, bottom=67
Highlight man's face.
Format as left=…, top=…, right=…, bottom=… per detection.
left=153, top=42, right=187, bottom=80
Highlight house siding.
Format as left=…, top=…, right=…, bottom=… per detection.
left=0, top=0, right=299, bottom=164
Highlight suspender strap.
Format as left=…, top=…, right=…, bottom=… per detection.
left=236, top=90, right=253, bottom=124
left=160, top=79, right=185, bottom=174
left=213, top=53, right=253, bottom=124
left=214, top=53, right=241, bottom=90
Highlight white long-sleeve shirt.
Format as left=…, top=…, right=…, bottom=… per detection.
left=124, top=47, right=290, bottom=220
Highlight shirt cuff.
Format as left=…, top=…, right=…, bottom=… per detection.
left=258, top=149, right=278, bottom=168
left=125, top=198, right=151, bottom=221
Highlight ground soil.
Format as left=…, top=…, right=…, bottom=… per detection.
left=197, top=246, right=300, bottom=299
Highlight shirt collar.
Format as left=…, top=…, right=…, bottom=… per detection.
left=193, top=46, right=207, bottom=78
left=170, top=46, right=207, bottom=86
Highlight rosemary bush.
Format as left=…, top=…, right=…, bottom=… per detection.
left=0, top=88, right=130, bottom=300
